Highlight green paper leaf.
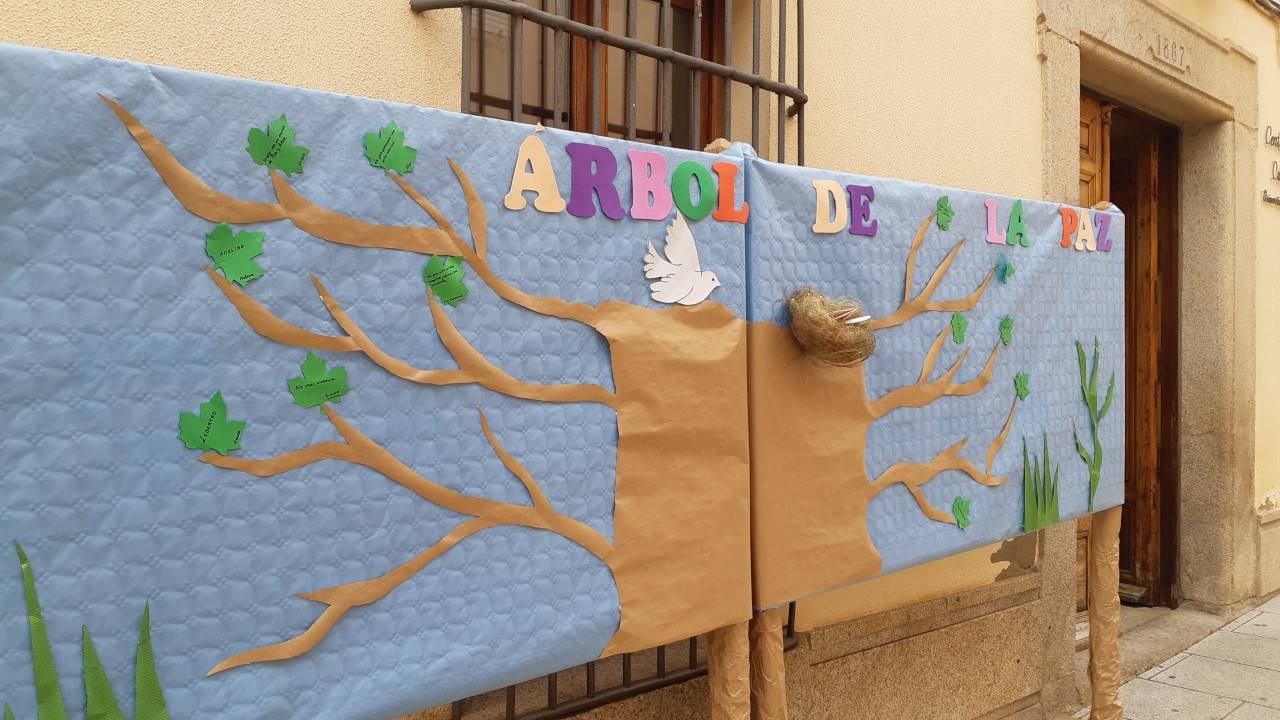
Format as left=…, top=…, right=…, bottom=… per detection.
left=363, top=121, right=417, bottom=174
left=952, top=497, right=971, bottom=530
left=1099, top=372, right=1116, bottom=421
left=246, top=114, right=309, bottom=175
left=1014, top=371, right=1030, bottom=401
left=423, top=256, right=469, bottom=307
left=4, top=704, right=14, bottom=720
left=15, top=543, right=67, bottom=720
left=936, top=196, right=954, bottom=230
left=82, top=626, right=125, bottom=720
left=177, top=391, right=245, bottom=456
left=1076, top=340, right=1087, bottom=388
left=1073, top=425, right=1091, bottom=466
left=1087, top=338, right=1100, bottom=412
left=997, top=256, right=1015, bottom=284
left=950, top=312, right=968, bottom=344
left=999, top=316, right=1014, bottom=346
left=134, top=605, right=169, bottom=720
left=204, top=222, right=265, bottom=286
left=287, top=352, right=350, bottom=408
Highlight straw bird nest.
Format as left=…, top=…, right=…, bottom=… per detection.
left=786, top=288, right=877, bottom=367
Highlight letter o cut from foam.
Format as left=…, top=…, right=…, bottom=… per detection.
left=671, top=161, right=717, bottom=222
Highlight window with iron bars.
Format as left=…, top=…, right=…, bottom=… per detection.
left=414, top=0, right=806, bottom=160
left=407, top=1, right=806, bottom=716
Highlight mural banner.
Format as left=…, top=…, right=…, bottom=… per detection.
left=747, top=157, right=1124, bottom=608
left=0, top=43, right=751, bottom=719
left=0, top=42, right=1122, bottom=719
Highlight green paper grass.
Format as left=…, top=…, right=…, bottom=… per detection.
left=6, top=546, right=169, bottom=720
left=82, top=627, right=125, bottom=720
left=134, top=606, right=170, bottom=720
left=1073, top=338, right=1116, bottom=511
left=1022, top=434, right=1060, bottom=532
left=16, top=542, right=66, bottom=720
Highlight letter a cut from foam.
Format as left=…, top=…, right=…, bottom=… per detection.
left=628, top=149, right=673, bottom=220
left=1076, top=210, right=1096, bottom=251
left=565, top=142, right=626, bottom=219
left=1059, top=206, right=1079, bottom=248
left=1006, top=199, right=1029, bottom=247
left=985, top=199, right=1007, bottom=244
left=847, top=184, right=878, bottom=237
left=711, top=162, right=749, bottom=223
left=504, top=133, right=566, bottom=213
left=811, top=179, right=848, bottom=233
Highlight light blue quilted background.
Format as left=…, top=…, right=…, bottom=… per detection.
left=0, top=43, right=748, bottom=719
left=746, top=158, right=1125, bottom=580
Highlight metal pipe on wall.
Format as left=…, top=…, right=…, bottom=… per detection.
left=776, top=0, right=786, bottom=163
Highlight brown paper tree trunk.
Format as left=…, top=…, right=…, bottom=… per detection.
left=751, top=215, right=1017, bottom=607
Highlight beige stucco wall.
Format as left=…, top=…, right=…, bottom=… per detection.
left=803, top=1, right=1044, bottom=196
left=0, top=0, right=461, bottom=110
left=1159, top=0, right=1280, bottom=510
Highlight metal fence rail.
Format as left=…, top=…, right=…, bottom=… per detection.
left=411, top=0, right=807, bottom=162
left=445, top=605, right=797, bottom=719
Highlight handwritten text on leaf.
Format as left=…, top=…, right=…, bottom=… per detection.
left=246, top=114, right=308, bottom=175
left=287, top=352, right=350, bottom=408
left=363, top=121, right=417, bottom=174
left=205, top=222, right=264, bottom=286
left=423, top=256, right=469, bottom=306
left=178, top=391, right=245, bottom=456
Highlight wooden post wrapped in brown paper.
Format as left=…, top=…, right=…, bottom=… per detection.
left=1088, top=506, right=1123, bottom=719
left=708, top=620, right=751, bottom=720
left=749, top=608, right=788, bottom=720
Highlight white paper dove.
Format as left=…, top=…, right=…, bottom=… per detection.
left=644, top=214, right=721, bottom=305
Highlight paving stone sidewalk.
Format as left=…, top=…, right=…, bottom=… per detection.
left=1076, top=595, right=1280, bottom=720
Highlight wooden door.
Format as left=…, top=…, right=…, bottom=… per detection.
left=1076, top=94, right=1112, bottom=612
left=1112, top=113, right=1179, bottom=607
left=1076, top=94, right=1179, bottom=610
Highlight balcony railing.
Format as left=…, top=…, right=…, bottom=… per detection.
left=411, top=0, right=807, bottom=163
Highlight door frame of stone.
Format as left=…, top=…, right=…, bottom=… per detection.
left=1037, top=0, right=1260, bottom=615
